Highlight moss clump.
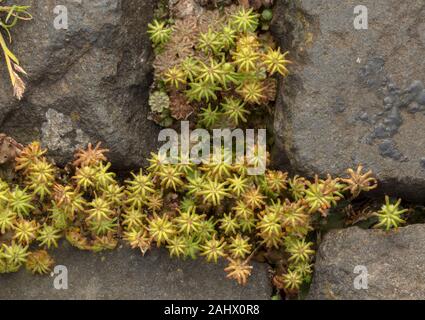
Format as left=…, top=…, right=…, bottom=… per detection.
left=0, top=140, right=381, bottom=295
left=148, top=4, right=288, bottom=128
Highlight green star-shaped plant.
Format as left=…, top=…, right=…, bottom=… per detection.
left=166, top=235, right=186, bottom=259
left=164, top=65, right=187, bottom=89
left=13, top=219, right=38, bottom=245
left=147, top=19, right=172, bottom=46
left=8, top=186, right=35, bottom=218
left=196, top=58, right=226, bottom=85
left=219, top=213, right=240, bottom=235
left=73, top=166, right=97, bottom=190
left=197, top=28, right=223, bottom=55
left=186, top=80, right=220, bottom=102
left=220, top=24, right=237, bottom=50
left=374, top=196, right=408, bottom=230
left=286, top=238, right=315, bottom=264
left=232, top=47, right=259, bottom=73
left=86, top=197, right=114, bottom=222
left=148, top=214, right=176, bottom=247
left=181, top=56, right=200, bottom=82
left=228, top=234, right=252, bottom=259
left=197, top=178, right=230, bottom=206
left=237, top=80, right=266, bottom=104
left=0, top=207, right=16, bottom=234
left=230, top=7, right=259, bottom=33
left=87, top=217, right=118, bottom=236
left=125, top=170, right=155, bottom=199
left=227, top=174, right=251, bottom=198
left=257, top=211, right=284, bottom=249
left=27, top=157, right=55, bottom=201
left=94, top=162, right=116, bottom=189
left=174, top=208, right=205, bottom=235
left=37, top=224, right=62, bottom=249
left=1, top=242, right=28, bottom=267
left=262, top=47, right=291, bottom=76
left=221, top=97, right=250, bottom=125
left=281, top=270, right=303, bottom=292
left=200, top=234, right=227, bottom=263
left=122, top=208, right=146, bottom=230
left=158, top=165, right=184, bottom=191
left=198, top=104, right=222, bottom=128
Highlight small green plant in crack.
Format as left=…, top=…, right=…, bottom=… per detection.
left=0, top=2, right=32, bottom=100
left=374, top=196, right=408, bottom=231
left=147, top=4, right=290, bottom=128
left=0, top=138, right=386, bottom=295
left=147, top=19, right=172, bottom=48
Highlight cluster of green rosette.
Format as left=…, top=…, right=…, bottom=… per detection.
left=147, top=6, right=289, bottom=128
left=0, top=140, right=399, bottom=295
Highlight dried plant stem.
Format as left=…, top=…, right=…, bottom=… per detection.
left=0, top=3, right=32, bottom=100
left=0, top=30, right=25, bottom=99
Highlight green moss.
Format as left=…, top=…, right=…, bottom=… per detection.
left=0, top=140, right=379, bottom=293
left=148, top=4, right=288, bottom=128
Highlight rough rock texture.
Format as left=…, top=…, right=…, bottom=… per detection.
left=0, top=242, right=272, bottom=300
left=271, top=0, right=425, bottom=201
left=308, top=225, right=425, bottom=300
left=0, top=0, right=160, bottom=168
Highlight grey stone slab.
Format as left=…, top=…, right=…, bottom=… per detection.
left=271, top=0, right=425, bottom=201
left=0, top=242, right=272, bottom=300
left=308, top=225, right=425, bottom=300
